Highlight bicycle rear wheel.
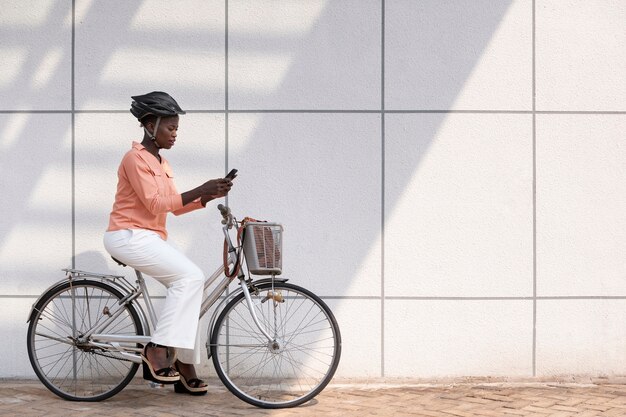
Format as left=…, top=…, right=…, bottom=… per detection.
left=27, top=279, right=144, bottom=401
left=210, top=281, right=341, bottom=408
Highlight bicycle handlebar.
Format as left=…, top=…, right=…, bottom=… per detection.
left=217, top=204, right=242, bottom=277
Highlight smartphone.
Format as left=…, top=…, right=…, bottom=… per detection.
left=225, top=168, right=238, bottom=180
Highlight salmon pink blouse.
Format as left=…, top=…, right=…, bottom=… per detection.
left=107, top=141, right=203, bottom=239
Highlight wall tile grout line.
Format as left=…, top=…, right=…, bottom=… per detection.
left=380, top=0, right=386, bottom=379
left=225, top=0, right=230, bottom=180
left=532, top=0, right=537, bottom=378
left=2, top=109, right=624, bottom=115
left=71, top=0, right=76, bottom=270
left=10, top=294, right=626, bottom=301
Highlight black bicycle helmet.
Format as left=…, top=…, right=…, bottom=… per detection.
left=130, top=91, right=186, bottom=120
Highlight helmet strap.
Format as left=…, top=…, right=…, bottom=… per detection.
left=144, top=117, right=162, bottom=148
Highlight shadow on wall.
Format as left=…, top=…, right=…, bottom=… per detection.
left=72, top=251, right=120, bottom=276
left=227, top=1, right=517, bottom=295
left=0, top=1, right=514, bottom=300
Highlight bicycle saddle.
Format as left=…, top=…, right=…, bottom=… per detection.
left=111, top=256, right=127, bottom=267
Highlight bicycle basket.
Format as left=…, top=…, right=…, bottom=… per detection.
left=242, top=222, right=283, bottom=275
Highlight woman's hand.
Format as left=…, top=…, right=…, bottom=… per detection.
left=183, top=178, right=233, bottom=207
left=202, top=178, right=232, bottom=197
left=199, top=178, right=232, bottom=206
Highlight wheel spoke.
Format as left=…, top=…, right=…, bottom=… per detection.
left=211, top=282, right=341, bottom=408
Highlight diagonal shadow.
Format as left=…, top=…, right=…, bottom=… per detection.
left=0, top=0, right=517, bottom=378
left=225, top=1, right=517, bottom=298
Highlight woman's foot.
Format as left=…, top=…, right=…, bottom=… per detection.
left=174, top=360, right=208, bottom=395
left=142, top=342, right=179, bottom=384
left=145, top=343, right=174, bottom=371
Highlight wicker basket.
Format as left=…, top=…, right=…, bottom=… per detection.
left=242, top=222, right=283, bottom=275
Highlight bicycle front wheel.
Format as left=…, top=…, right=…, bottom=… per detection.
left=210, top=281, right=341, bottom=408
left=27, top=279, right=144, bottom=401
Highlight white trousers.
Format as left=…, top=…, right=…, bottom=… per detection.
left=103, top=229, right=204, bottom=364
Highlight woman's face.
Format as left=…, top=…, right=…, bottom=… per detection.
left=149, top=115, right=179, bottom=149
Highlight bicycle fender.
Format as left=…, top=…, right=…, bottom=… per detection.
left=27, top=278, right=72, bottom=323
left=220, top=277, right=289, bottom=309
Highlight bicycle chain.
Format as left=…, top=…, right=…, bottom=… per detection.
left=90, top=350, right=135, bottom=363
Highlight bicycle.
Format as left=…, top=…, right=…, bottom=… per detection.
left=26, top=204, right=342, bottom=408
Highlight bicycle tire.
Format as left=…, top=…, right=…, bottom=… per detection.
left=210, top=281, right=341, bottom=408
left=27, top=279, right=144, bottom=401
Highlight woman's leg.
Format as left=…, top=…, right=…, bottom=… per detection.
left=175, top=321, right=202, bottom=365
left=172, top=323, right=207, bottom=390
left=104, top=229, right=204, bottom=364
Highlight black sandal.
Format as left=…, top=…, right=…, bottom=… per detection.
left=174, top=362, right=208, bottom=396
left=141, top=342, right=179, bottom=384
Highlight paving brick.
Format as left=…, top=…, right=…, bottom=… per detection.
left=2, top=379, right=626, bottom=416
left=545, top=412, right=575, bottom=417
left=573, top=412, right=604, bottom=417
left=550, top=404, right=583, bottom=412
left=521, top=405, right=555, bottom=414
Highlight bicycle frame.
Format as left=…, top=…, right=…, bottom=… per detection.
left=28, top=215, right=282, bottom=365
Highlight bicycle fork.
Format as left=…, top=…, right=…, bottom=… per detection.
left=239, top=278, right=279, bottom=343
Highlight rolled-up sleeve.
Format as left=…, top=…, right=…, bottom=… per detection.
left=173, top=199, right=204, bottom=216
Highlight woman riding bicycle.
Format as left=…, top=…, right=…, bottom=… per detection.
left=103, top=91, right=233, bottom=395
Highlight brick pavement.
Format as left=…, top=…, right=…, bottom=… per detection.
left=1, top=378, right=626, bottom=417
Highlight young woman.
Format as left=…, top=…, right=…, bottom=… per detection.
left=103, top=91, right=232, bottom=395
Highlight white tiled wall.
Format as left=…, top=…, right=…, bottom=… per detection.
left=229, top=0, right=381, bottom=110
left=535, top=0, right=626, bottom=111
left=0, top=0, right=624, bottom=380
left=385, top=300, right=533, bottom=377
left=386, top=0, right=532, bottom=111
left=536, top=300, right=626, bottom=375
left=0, top=1, right=72, bottom=110
left=228, top=113, right=382, bottom=297
left=536, top=114, right=626, bottom=297
left=385, top=113, right=533, bottom=298
left=0, top=114, right=72, bottom=295
left=74, top=0, right=226, bottom=110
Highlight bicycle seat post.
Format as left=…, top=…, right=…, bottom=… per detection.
left=135, top=269, right=158, bottom=330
